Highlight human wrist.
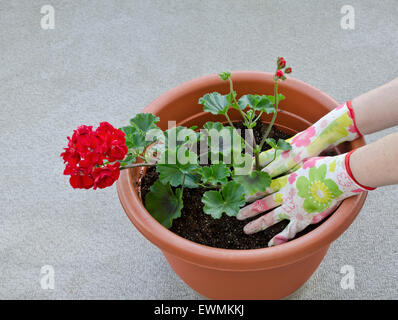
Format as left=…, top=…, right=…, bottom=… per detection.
left=345, top=101, right=363, bottom=137
left=344, top=149, right=376, bottom=191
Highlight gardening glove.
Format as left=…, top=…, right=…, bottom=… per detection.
left=238, top=151, right=375, bottom=246
left=259, top=101, right=362, bottom=178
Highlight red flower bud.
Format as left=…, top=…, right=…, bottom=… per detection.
left=278, top=57, right=286, bottom=69
left=285, top=67, right=292, bottom=74
left=276, top=70, right=284, bottom=78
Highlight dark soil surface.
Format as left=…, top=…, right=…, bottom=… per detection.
left=140, top=122, right=335, bottom=250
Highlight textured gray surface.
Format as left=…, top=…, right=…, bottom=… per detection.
left=0, top=0, right=397, bottom=299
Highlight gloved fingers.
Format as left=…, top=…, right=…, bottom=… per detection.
left=268, top=220, right=302, bottom=246
left=286, top=163, right=301, bottom=174
left=237, top=193, right=279, bottom=221
left=310, top=202, right=341, bottom=224
left=258, top=149, right=275, bottom=168
left=267, top=204, right=336, bottom=246
left=268, top=175, right=290, bottom=193
left=245, top=191, right=268, bottom=203
left=242, top=206, right=285, bottom=234
left=262, top=156, right=292, bottom=178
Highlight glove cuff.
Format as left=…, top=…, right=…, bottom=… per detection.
left=345, top=149, right=376, bottom=190
left=346, top=101, right=363, bottom=137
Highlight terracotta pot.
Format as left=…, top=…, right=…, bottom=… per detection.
left=117, top=71, right=367, bottom=299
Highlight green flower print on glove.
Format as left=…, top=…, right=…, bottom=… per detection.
left=296, top=164, right=343, bottom=213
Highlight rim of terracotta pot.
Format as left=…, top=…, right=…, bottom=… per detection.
left=117, top=71, right=367, bottom=271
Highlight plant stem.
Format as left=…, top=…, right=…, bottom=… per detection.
left=258, top=79, right=279, bottom=153
left=224, top=111, right=237, bottom=133
left=199, top=183, right=221, bottom=190
left=254, top=152, right=260, bottom=171
left=253, top=111, right=263, bottom=124
left=137, top=154, right=147, bottom=161
left=246, top=128, right=256, bottom=155
left=266, top=149, right=278, bottom=167
left=253, top=79, right=280, bottom=170
left=229, top=78, right=249, bottom=124
left=227, top=77, right=257, bottom=154
left=225, top=111, right=254, bottom=154
left=120, top=163, right=156, bottom=170
left=235, top=105, right=249, bottom=125
left=180, top=174, right=186, bottom=197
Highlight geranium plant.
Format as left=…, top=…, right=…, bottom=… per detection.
left=61, top=57, right=293, bottom=228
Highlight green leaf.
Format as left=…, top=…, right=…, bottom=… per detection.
left=238, top=94, right=275, bottom=113
left=246, top=109, right=255, bottom=121
left=276, top=139, right=292, bottom=151
left=119, top=154, right=136, bottom=166
left=233, top=171, right=271, bottom=196
left=120, top=113, right=161, bottom=159
left=218, top=71, right=231, bottom=81
left=265, top=138, right=291, bottom=151
left=157, top=150, right=200, bottom=188
left=199, top=92, right=230, bottom=115
left=157, top=164, right=200, bottom=188
left=202, top=181, right=246, bottom=218
left=266, top=94, right=285, bottom=105
left=129, top=113, right=160, bottom=132
left=203, top=121, right=225, bottom=131
left=125, top=132, right=148, bottom=152
left=158, top=149, right=198, bottom=165
left=145, top=181, right=183, bottom=228
left=226, top=91, right=237, bottom=106
left=232, top=153, right=254, bottom=176
left=238, top=94, right=256, bottom=110
left=201, top=191, right=224, bottom=219
left=265, top=138, right=277, bottom=149
left=197, top=164, right=231, bottom=186
left=119, top=126, right=136, bottom=136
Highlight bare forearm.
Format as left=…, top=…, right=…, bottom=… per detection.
left=352, top=77, right=398, bottom=135
left=350, top=131, right=398, bottom=188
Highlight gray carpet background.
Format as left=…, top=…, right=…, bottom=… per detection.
left=0, top=0, right=397, bottom=299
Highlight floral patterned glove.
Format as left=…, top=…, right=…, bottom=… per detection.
left=259, top=101, right=362, bottom=177
left=238, top=151, right=375, bottom=246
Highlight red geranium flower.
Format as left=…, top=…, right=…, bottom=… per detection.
left=70, top=174, right=94, bottom=189
left=92, top=162, right=121, bottom=189
left=61, top=122, right=127, bottom=190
